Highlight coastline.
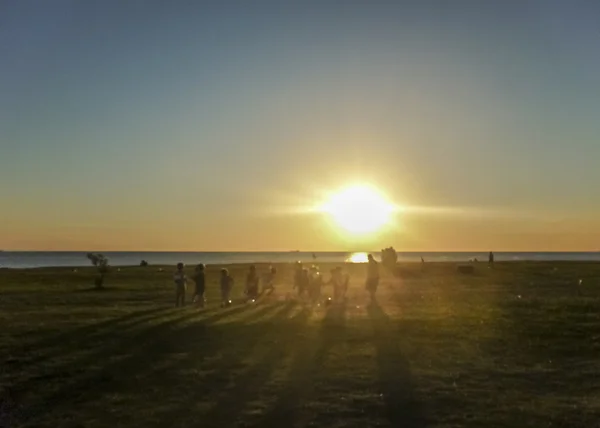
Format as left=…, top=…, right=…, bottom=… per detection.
left=1, top=259, right=599, bottom=272
left=1, top=250, right=600, bottom=269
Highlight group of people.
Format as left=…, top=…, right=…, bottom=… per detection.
left=172, top=253, right=380, bottom=308
left=173, top=263, right=278, bottom=308
left=292, top=263, right=352, bottom=304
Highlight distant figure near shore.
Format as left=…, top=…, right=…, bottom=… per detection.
left=489, top=251, right=495, bottom=265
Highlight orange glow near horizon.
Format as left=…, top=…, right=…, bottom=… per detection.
left=3, top=186, right=600, bottom=252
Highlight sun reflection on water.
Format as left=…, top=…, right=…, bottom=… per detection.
left=347, top=252, right=369, bottom=263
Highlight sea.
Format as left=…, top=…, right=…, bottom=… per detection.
left=0, top=251, right=599, bottom=269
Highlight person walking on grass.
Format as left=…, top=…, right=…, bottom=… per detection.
left=193, top=264, right=206, bottom=307
left=366, top=254, right=379, bottom=303
left=220, top=268, right=234, bottom=307
left=301, top=268, right=309, bottom=298
left=293, top=262, right=308, bottom=298
left=174, top=262, right=187, bottom=307
left=327, top=267, right=348, bottom=303
left=245, top=265, right=260, bottom=302
left=341, top=268, right=349, bottom=300
left=262, top=266, right=277, bottom=296
left=308, top=265, right=323, bottom=304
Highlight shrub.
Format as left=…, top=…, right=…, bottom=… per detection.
left=86, top=253, right=109, bottom=289
left=381, top=246, right=398, bottom=272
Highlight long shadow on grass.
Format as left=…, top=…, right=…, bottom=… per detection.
left=367, top=301, right=427, bottom=428
left=78, top=302, right=298, bottom=427
left=4, top=306, right=174, bottom=370
left=149, top=303, right=311, bottom=428
left=12, top=303, right=269, bottom=425
left=254, top=301, right=347, bottom=428
left=483, top=290, right=600, bottom=416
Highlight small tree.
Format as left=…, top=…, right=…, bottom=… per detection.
left=86, top=253, right=109, bottom=289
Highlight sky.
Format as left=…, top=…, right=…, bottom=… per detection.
left=1, top=0, right=600, bottom=252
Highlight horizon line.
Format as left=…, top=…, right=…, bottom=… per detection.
left=2, top=250, right=599, bottom=253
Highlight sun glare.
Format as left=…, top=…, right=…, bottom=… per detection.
left=320, top=185, right=396, bottom=235
left=347, top=252, right=369, bottom=263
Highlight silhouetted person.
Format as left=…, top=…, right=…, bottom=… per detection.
left=263, top=266, right=277, bottom=296
left=245, top=265, right=260, bottom=301
left=301, top=268, right=309, bottom=297
left=220, top=268, right=234, bottom=307
left=308, top=265, right=323, bottom=304
left=326, top=267, right=347, bottom=303
left=339, top=267, right=349, bottom=301
left=293, top=262, right=308, bottom=298
left=174, top=262, right=187, bottom=307
left=193, top=264, right=206, bottom=307
left=326, top=268, right=339, bottom=301
left=489, top=251, right=494, bottom=265
left=366, top=254, right=380, bottom=303
left=293, top=262, right=302, bottom=289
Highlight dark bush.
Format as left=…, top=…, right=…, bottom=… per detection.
left=381, top=246, right=398, bottom=272
left=86, top=253, right=109, bottom=289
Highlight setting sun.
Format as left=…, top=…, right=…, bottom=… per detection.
left=320, top=185, right=396, bottom=235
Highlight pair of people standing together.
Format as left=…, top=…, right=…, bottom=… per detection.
left=174, top=262, right=207, bottom=307
left=174, top=263, right=234, bottom=307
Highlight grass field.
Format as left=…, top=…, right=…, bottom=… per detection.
left=1, top=262, right=600, bottom=428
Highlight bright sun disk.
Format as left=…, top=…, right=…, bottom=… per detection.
left=320, top=185, right=396, bottom=235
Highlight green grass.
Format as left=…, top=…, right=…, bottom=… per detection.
left=1, top=262, right=600, bottom=427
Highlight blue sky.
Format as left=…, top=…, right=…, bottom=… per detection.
left=1, top=1, right=599, bottom=251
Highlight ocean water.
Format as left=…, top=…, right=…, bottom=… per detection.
left=0, top=251, right=599, bottom=269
